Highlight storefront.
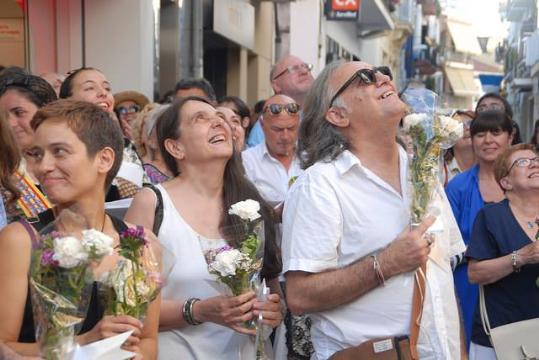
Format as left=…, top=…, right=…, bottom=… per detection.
left=1, top=0, right=159, bottom=101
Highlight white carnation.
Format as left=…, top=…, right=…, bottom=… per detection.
left=210, top=249, right=242, bottom=277
left=437, top=115, right=464, bottom=140
left=82, top=229, right=114, bottom=258
left=402, top=113, right=429, bottom=133
left=136, top=281, right=150, bottom=298
left=228, top=199, right=261, bottom=221
left=53, top=236, right=88, bottom=268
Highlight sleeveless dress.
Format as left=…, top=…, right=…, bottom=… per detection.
left=17, top=209, right=128, bottom=342
left=155, top=184, right=256, bottom=360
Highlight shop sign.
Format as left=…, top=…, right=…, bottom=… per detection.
left=326, top=0, right=361, bottom=20
left=0, top=19, right=24, bottom=41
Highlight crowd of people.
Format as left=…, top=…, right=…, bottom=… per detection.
left=0, top=54, right=538, bottom=360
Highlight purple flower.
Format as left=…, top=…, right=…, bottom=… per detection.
left=120, top=226, right=147, bottom=246
left=41, top=249, right=59, bottom=267
left=204, top=245, right=235, bottom=264
left=216, top=245, right=234, bottom=254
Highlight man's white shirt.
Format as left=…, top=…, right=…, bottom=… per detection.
left=241, top=142, right=303, bottom=204
left=281, top=148, right=465, bottom=360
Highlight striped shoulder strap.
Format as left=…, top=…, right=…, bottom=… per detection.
left=15, top=171, right=52, bottom=219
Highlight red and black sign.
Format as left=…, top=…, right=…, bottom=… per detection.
left=325, top=0, right=361, bottom=20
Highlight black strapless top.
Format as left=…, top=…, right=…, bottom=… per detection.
left=18, top=209, right=127, bottom=342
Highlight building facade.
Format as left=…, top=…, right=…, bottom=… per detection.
left=0, top=0, right=276, bottom=105
left=501, top=0, right=538, bottom=140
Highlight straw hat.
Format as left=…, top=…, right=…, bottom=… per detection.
left=113, top=90, right=150, bottom=109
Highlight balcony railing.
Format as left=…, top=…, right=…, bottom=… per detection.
left=515, top=58, right=530, bottom=78
left=525, top=30, right=539, bottom=66
left=396, top=0, right=416, bottom=24
left=506, top=0, right=535, bottom=22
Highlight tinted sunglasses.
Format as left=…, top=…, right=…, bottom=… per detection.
left=329, top=66, right=393, bottom=107
left=116, top=104, right=141, bottom=116
left=264, top=103, right=300, bottom=116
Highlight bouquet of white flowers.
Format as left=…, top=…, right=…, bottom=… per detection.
left=206, top=199, right=271, bottom=358
left=206, top=200, right=265, bottom=296
left=401, top=88, right=463, bottom=224
left=30, top=209, right=114, bottom=360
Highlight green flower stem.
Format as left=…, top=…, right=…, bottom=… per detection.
left=410, top=126, right=442, bottom=224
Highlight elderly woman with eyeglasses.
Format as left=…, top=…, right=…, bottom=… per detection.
left=465, top=144, right=539, bottom=359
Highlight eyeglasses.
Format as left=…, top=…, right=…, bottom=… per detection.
left=272, top=63, right=313, bottom=80
left=476, top=102, right=504, bottom=113
left=264, top=103, right=300, bottom=116
left=507, top=156, right=539, bottom=175
left=116, top=104, right=141, bottom=116
left=329, top=66, right=393, bottom=107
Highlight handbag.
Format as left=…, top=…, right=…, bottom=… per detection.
left=479, top=285, right=539, bottom=359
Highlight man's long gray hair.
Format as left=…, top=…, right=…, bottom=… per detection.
left=298, top=60, right=349, bottom=169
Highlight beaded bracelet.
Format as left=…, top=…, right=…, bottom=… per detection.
left=182, top=298, right=202, bottom=325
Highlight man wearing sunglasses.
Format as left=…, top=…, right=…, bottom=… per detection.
left=247, top=55, right=314, bottom=148
left=242, top=94, right=303, bottom=212
left=281, top=61, right=465, bottom=360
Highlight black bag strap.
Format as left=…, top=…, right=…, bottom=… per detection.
left=109, top=215, right=129, bottom=233
left=143, top=183, right=164, bottom=235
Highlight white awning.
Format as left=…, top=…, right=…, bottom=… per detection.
left=445, top=64, right=480, bottom=97
left=446, top=20, right=482, bottom=55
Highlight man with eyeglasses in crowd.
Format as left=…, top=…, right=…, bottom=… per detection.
left=281, top=60, right=465, bottom=359
left=247, top=55, right=314, bottom=147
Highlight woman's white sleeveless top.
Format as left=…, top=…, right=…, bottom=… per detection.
left=156, top=184, right=255, bottom=360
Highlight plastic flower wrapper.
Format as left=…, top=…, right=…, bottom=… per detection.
left=205, top=199, right=265, bottom=329
left=29, top=208, right=114, bottom=360
left=401, top=88, right=463, bottom=225
left=254, top=279, right=273, bottom=360
left=99, top=226, right=174, bottom=321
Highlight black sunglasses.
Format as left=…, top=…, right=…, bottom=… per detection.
left=264, top=103, right=300, bottom=116
left=116, top=104, right=141, bottom=116
left=329, top=66, right=393, bottom=107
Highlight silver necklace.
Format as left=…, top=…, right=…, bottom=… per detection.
left=528, top=217, right=539, bottom=229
